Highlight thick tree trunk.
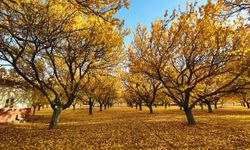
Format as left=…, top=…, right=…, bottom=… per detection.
left=139, top=102, right=142, bottom=111
left=100, top=103, right=103, bottom=111
left=184, top=108, right=196, bottom=125
left=32, top=105, right=36, bottom=116
left=49, top=108, right=62, bottom=129
left=149, top=105, right=153, bottom=114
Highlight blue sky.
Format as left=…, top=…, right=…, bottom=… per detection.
left=115, top=0, right=208, bottom=47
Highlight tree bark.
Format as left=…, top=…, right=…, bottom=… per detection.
left=242, top=102, right=246, bottom=107
left=214, top=101, right=218, bottom=109
left=100, top=103, right=103, bottom=111
left=149, top=105, right=153, bottom=114
left=130, top=102, right=133, bottom=108
left=38, top=105, right=42, bottom=111
left=89, top=101, right=93, bottom=115
left=184, top=108, right=196, bottom=125
left=139, top=102, right=142, bottom=111
left=246, top=102, right=250, bottom=109
left=164, top=103, right=167, bottom=109
left=207, top=102, right=213, bottom=113
left=49, top=107, right=62, bottom=129
left=204, top=99, right=213, bottom=113
left=104, top=104, right=107, bottom=110
left=32, top=105, right=36, bottom=116
left=200, top=103, right=203, bottom=111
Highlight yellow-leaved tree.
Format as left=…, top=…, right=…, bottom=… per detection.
left=0, top=0, right=128, bottom=129
left=129, top=0, right=249, bottom=124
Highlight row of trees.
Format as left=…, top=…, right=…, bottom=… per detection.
left=0, top=0, right=129, bottom=129
left=0, top=68, right=120, bottom=116
left=0, top=0, right=249, bottom=129
left=124, top=0, right=249, bottom=124
left=76, top=72, right=122, bottom=114
left=31, top=72, right=122, bottom=116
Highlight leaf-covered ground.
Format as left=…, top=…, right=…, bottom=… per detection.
left=0, top=106, right=250, bottom=149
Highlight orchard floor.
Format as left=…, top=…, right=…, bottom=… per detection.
left=0, top=106, right=250, bottom=150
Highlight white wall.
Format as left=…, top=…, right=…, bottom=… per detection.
left=0, top=86, right=32, bottom=109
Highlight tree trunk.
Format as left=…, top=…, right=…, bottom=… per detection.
left=38, top=105, right=42, bottom=111
left=200, top=103, right=203, bottom=111
left=203, top=99, right=213, bottom=113
left=164, top=103, right=167, bottom=109
left=89, top=102, right=93, bottom=115
left=49, top=108, right=62, bottom=129
left=242, top=102, right=246, bottom=107
left=100, top=103, right=103, bottom=111
left=184, top=108, right=196, bottom=125
left=135, top=103, right=138, bottom=109
left=214, top=101, right=218, bottom=109
left=72, top=104, right=76, bottom=111
left=32, top=105, right=36, bottom=116
left=139, top=102, right=142, bottom=111
left=130, top=102, right=133, bottom=108
left=104, top=104, right=107, bottom=110
left=149, top=105, right=153, bottom=114
left=246, top=102, right=250, bottom=109
left=207, top=102, right=213, bottom=113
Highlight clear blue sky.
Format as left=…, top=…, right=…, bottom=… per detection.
left=115, top=0, right=208, bottom=47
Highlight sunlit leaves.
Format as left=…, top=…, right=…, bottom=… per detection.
left=128, top=0, right=249, bottom=124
